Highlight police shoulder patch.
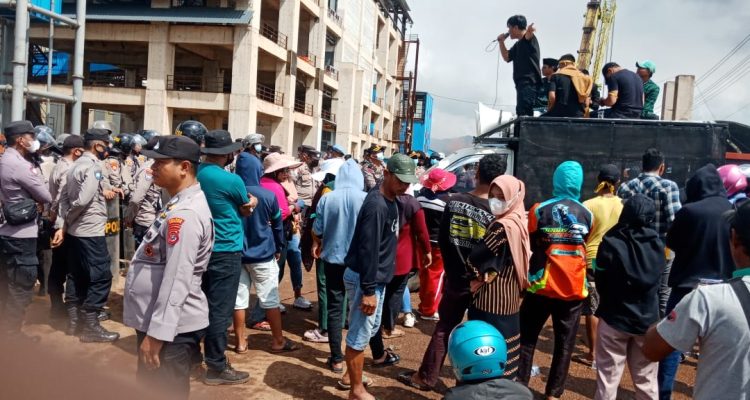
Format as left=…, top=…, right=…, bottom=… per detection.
left=94, top=171, right=103, bottom=181
left=167, top=217, right=184, bottom=246
left=109, top=159, right=119, bottom=171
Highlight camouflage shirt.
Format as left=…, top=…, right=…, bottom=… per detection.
left=361, top=159, right=384, bottom=191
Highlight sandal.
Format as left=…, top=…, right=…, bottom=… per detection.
left=327, top=357, right=344, bottom=373
left=371, top=349, right=400, bottom=368
left=572, top=354, right=595, bottom=367
left=396, top=371, right=432, bottom=391
left=251, top=321, right=271, bottom=331
left=270, top=339, right=299, bottom=353
left=336, top=375, right=374, bottom=390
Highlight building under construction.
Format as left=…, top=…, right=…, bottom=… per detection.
left=0, top=0, right=420, bottom=156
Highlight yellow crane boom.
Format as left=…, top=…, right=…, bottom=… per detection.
left=576, top=0, right=617, bottom=85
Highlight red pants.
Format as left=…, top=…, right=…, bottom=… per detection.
left=418, top=246, right=444, bottom=316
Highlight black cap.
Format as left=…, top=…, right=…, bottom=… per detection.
left=201, top=130, right=242, bottom=155
left=84, top=128, right=112, bottom=143
left=142, top=135, right=201, bottom=163
left=368, top=144, right=384, bottom=153
left=62, top=135, right=85, bottom=149
left=3, top=120, right=34, bottom=138
left=724, top=200, right=750, bottom=239
left=598, top=164, right=621, bottom=184
left=543, top=58, right=559, bottom=68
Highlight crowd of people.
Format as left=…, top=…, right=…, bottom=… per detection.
left=2, top=112, right=749, bottom=400
left=499, top=14, right=660, bottom=120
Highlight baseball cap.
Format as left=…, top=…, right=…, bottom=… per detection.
left=387, top=153, right=419, bottom=184
left=329, top=144, right=346, bottom=156
left=3, top=120, right=34, bottom=138
left=84, top=128, right=112, bottom=143
left=62, top=134, right=85, bottom=149
left=141, top=135, right=201, bottom=163
left=598, top=164, right=621, bottom=184
left=636, top=60, right=656, bottom=75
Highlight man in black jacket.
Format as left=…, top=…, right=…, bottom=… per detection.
left=658, top=163, right=734, bottom=399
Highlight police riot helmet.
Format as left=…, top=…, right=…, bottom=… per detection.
left=175, top=120, right=208, bottom=145
left=33, top=125, right=56, bottom=151
left=447, top=320, right=507, bottom=382
left=137, top=129, right=160, bottom=143
left=92, top=120, right=116, bottom=134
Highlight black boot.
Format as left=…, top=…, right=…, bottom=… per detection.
left=79, top=310, right=120, bottom=343
left=79, top=310, right=119, bottom=343
left=65, top=304, right=80, bottom=336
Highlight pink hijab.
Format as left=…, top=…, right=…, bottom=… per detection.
left=489, top=175, right=531, bottom=289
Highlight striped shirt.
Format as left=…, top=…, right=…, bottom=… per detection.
left=467, top=224, right=522, bottom=315
left=417, top=193, right=447, bottom=243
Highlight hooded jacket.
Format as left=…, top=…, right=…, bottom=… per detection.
left=667, top=164, right=734, bottom=288
left=236, top=151, right=263, bottom=187
left=528, top=161, right=593, bottom=300
left=313, top=160, right=367, bottom=265
left=241, top=154, right=285, bottom=263
left=595, top=194, right=664, bottom=334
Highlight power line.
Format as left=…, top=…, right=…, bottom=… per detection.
left=695, top=85, right=717, bottom=120
left=694, top=59, right=750, bottom=107
left=696, top=33, right=750, bottom=85
left=697, top=53, right=750, bottom=100
left=724, top=100, right=750, bottom=120
left=431, top=93, right=514, bottom=108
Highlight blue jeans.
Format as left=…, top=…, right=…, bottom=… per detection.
left=657, top=286, right=693, bottom=400
left=201, top=251, right=242, bottom=372
left=343, top=268, right=386, bottom=351
left=280, top=233, right=303, bottom=291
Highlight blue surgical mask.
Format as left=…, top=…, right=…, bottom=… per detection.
left=254, top=144, right=262, bottom=153
left=376, top=153, right=385, bottom=161
left=431, top=159, right=439, bottom=166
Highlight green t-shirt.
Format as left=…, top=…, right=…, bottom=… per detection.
left=642, top=79, right=660, bottom=116
left=197, top=163, right=249, bottom=252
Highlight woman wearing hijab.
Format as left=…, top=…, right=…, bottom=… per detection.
left=466, top=175, right=531, bottom=380
left=594, top=194, right=664, bottom=400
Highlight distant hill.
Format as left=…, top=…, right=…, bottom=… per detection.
left=429, top=135, right=474, bottom=155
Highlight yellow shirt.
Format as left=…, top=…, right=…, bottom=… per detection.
left=583, top=195, right=624, bottom=261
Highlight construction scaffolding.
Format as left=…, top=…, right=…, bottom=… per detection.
left=0, top=0, right=86, bottom=133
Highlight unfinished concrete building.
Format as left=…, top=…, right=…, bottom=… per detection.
left=26, top=0, right=413, bottom=155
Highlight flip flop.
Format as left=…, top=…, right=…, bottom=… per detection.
left=382, top=329, right=405, bottom=339
left=336, top=375, right=374, bottom=390
left=396, top=371, right=432, bottom=392
left=572, top=354, right=594, bottom=367
left=270, top=339, right=299, bottom=353
left=251, top=321, right=272, bottom=331
left=234, top=345, right=248, bottom=354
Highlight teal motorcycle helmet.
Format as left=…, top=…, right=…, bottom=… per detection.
left=447, top=320, right=507, bottom=382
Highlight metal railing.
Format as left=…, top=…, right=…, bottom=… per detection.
left=167, top=74, right=226, bottom=93
left=297, top=52, right=317, bottom=67
left=294, top=98, right=313, bottom=116
left=86, top=71, right=145, bottom=89
left=323, top=87, right=334, bottom=98
left=257, top=83, right=284, bottom=106
left=322, top=109, right=336, bottom=123
left=325, top=64, right=339, bottom=80
left=261, top=22, right=288, bottom=49
left=327, top=8, right=343, bottom=27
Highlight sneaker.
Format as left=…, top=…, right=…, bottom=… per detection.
left=403, top=313, right=416, bottom=328
left=279, top=304, right=287, bottom=314
left=293, top=296, right=313, bottom=310
left=204, top=364, right=250, bottom=386
left=420, top=312, right=440, bottom=321
left=303, top=328, right=329, bottom=343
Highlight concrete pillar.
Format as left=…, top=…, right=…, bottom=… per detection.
left=143, top=23, right=175, bottom=136
left=661, top=81, right=675, bottom=121
left=335, top=65, right=362, bottom=153
left=673, top=75, right=695, bottom=121
left=202, top=60, right=221, bottom=92
left=227, top=24, right=258, bottom=139
left=125, top=68, right=137, bottom=88
left=279, top=0, right=300, bottom=52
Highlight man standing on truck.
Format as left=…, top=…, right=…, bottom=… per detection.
left=601, top=62, right=644, bottom=119
left=498, top=15, right=541, bottom=117
left=544, top=54, right=593, bottom=118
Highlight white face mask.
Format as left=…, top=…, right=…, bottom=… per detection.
left=26, top=139, right=41, bottom=154
left=376, top=153, right=385, bottom=161
left=489, top=198, right=509, bottom=216
left=253, top=144, right=262, bottom=153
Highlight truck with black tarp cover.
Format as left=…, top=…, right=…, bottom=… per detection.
left=432, top=117, right=750, bottom=207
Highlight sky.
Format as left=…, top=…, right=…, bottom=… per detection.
left=406, top=0, right=750, bottom=140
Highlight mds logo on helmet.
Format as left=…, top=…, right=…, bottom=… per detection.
left=474, top=346, right=496, bottom=356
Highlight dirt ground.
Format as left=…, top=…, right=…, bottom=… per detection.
left=14, top=272, right=696, bottom=400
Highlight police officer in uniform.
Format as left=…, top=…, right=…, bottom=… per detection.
left=47, top=135, right=85, bottom=319
left=125, top=136, right=164, bottom=249
left=58, top=128, right=120, bottom=342
left=361, top=144, right=385, bottom=191
left=0, top=120, right=53, bottom=337
left=124, top=136, right=213, bottom=398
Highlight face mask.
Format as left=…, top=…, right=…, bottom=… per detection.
left=489, top=198, right=508, bottom=216
left=254, top=144, right=262, bottom=153
left=310, top=159, right=320, bottom=168
left=26, top=139, right=41, bottom=154
left=376, top=153, right=385, bottom=161
left=431, top=159, right=438, bottom=166
left=412, top=159, right=419, bottom=166
left=94, top=144, right=108, bottom=160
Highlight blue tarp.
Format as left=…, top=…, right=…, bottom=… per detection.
left=31, top=52, right=118, bottom=76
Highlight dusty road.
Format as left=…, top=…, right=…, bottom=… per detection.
left=13, top=273, right=696, bottom=400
